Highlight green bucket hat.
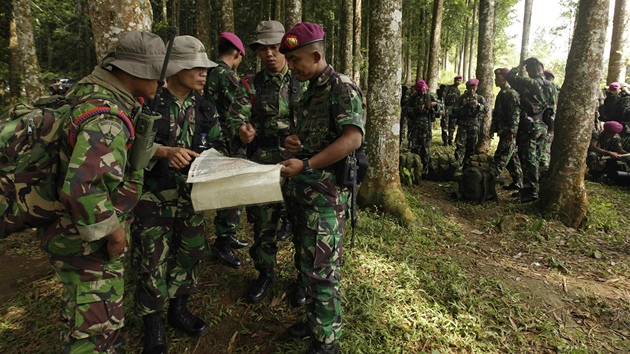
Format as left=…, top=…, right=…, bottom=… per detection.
left=168, top=35, right=218, bottom=74
left=102, top=31, right=176, bottom=80
left=249, top=20, right=286, bottom=50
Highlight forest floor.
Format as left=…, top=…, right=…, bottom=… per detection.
left=1, top=143, right=630, bottom=354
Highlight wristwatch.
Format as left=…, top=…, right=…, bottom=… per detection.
left=302, top=158, right=315, bottom=174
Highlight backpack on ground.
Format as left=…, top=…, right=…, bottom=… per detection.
left=0, top=94, right=134, bottom=238
left=426, top=151, right=457, bottom=181
left=468, top=153, right=495, bottom=168
left=454, top=166, right=498, bottom=203
left=399, top=150, right=422, bottom=185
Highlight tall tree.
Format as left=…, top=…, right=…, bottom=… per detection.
left=475, top=0, right=495, bottom=153
left=13, top=0, right=44, bottom=102
left=341, top=0, right=354, bottom=75
left=8, top=14, right=20, bottom=103
left=353, top=0, right=362, bottom=85
left=197, top=0, right=212, bottom=50
left=359, top=0, right=415, bottom=225
left=519, top=0, right=533, bottom=76
left=221, top=0, right=234, bottom=32
left=426, top=0, right=444, bottom=92
left=538, top=0, right=610, bottom=228
left=87, top=0, right=153, bottom=60
left=606, top=0, right=629, bottom=84
left=285, top=0, right=302, bottom=28
left=467, top=0, right=477, bottom=79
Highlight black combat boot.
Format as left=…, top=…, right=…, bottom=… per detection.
left=520, top=188, right=538, bottom=203
left=142, top=312, right=167, bottom=354
left=228, top=234, right=249, bottom=249
left=503, top=182, right=521, bottom=190
left=308, top=339, right=340, bottom=354
left=210, top=238, right=242, bottom=268
left=287, top=321, right=311, bottom=338
left=290, top=286, right=306, bottom=307
left=167, top=295, right=208, bottom=337
left=277, top=215, right=293, bottom=241
left=247, top=268, right=276, bottom=304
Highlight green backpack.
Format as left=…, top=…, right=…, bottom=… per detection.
left=399, top=150, right=423, bottom=185
left=426, top=151, right=457, bottom=181
left=455, top=166, right=498, bottom=203
left=0, top=94, right=135, bottom=238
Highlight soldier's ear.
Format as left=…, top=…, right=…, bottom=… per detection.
left=312, top=50, right=322, bottom=64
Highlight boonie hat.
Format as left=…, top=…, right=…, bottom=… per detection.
left=168, top=35, right=217, bottom=74
left=219, top=32, right=246, bottom=57
left=279, top=22, right=325, bottom=54
left=466, top=78, right=479, bottom=87
left=102, top=31, right=174, bottom=80
left=249, top=21, right=285, bottom=50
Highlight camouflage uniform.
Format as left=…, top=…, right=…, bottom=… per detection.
left=132, top=91, right=223, bottom=315
left=407, top=91, right=438, bottom=173
left=227, top=64, right=301, bottom=272
left=283, top=65, right=365, bottom=344
left=539, top=81, right=559, bottom=175
left=441, top=84, right=461, bottom=145
left=399, top=85, right=411, bottom=147
left=492, top=85, right=522, bottom=186
left=453, top=92, right=488, bottom=170
left=587, top=130, right=624, bottom=176
left=41, top=65, right=143, bottom=353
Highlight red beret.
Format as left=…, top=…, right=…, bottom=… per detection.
left=279, top=22, right=325, bottom=54
left=608, top=82, right=621, bottom=91
left=414, top=79, right=428, bottom=92
left=604, top=121, right=623, bottom=134
left=543, top=69, right=554, bottom=78
left=466, top=78, right=479, bottom=86
left=454, top=75, right=463, bottom=80
left=219, top=32, right=245, bottom=57
left=494, top=68, right=510, bottom=76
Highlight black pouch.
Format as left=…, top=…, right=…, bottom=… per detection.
left=335, top=144, right=368, bottom=187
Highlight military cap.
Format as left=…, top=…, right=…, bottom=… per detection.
left=494, top=68, right=510, bottom=76
left=414, top=79, right=428, bottom=92
left=279, top=22, right=325, bottom=54
left=102, top=31, right=176, bottom=80
left=219, top=32, right=246, bottom=57
left=168, top=35, right=217, bottom=74
left=608, top=82, right=621, bottom=91
left=543, top=69, right=555, bottom=79
left=466, top=78, right=479, bottom=87
left=454, top=75, right=463, bottom=80
left=249, top=21, right=285, bottom=50
left=604, top=121, right=623, bottom=134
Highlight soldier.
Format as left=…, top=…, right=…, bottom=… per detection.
left=204, top=32, right=250, bottom=269
left=407, top=79, right=438, bottom=174
left=453, top=78, right=488, bottom=171
left=440, top=75, right=463, bottom=146
left=400, top=84, right=411, bottom=148
left=227, top=20, right=305, bottom=305
left=587, top=121, right=628, bottom=181
left=40, top=31, right=171, bottom=354
left=539, top=69, right=560, bottom=176
left=505, top=57, right=552, bottom=202
left=279, top=22, right=364, bottom=354
left=492, top=68, right=523, bottom=190
left=132, top=35, right=221, bottom=354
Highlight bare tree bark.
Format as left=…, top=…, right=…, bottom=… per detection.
left=8, top=15, right=21, bottom=103
left=353, top=0, right=362, bottom=85
left=340, top=0, right=354, bottom=76
left=162, top=0, right=168, bottom=21
left=171, top=0, right=180, bottom=31
left=539, top=0, right=610, bottom=228
left=285, top=0, right=302, bottom=28
left=519, top=0, right=533, bottom=76
left=359, top=0, right=415, bottom=226
left=221, top=0, right=234, bottom=32
left=426, top=0, right=444, bottom=92
left=197, top=0, right=212, bottom=51
left=467, top=0, right=477, bottom=79
left=13, top=0, right=45, bottom=102
left=87, top=0, right=153, bottom=61
left=606, top=0, right=629, bottom=84
left=475, top=0, right=495, bottom=154
left=462, top=6, right=470, bottom=80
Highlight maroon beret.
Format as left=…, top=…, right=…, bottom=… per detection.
left=543, top=69, right=554, bottom=78
left=494, top=68, right=510, bottom=76
left=466, top=78, right=479, bottom=87
left=454, top=75, right=463, bottom=80
left=414, top=79, right=428, bottom=92
left=279, top=22, right=325, bottom=54
left=604, top=121, right=623, bottom=134
left=219, top=32, right=245, bottom=57
left=608, top=82, right=621, bottom=91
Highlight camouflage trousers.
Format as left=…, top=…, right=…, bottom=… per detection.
left=399, top=115, right=408, bottom=147
left=539, top=130, right=554, bottom=176
left=246, top=202, right=281, bottom=271
left=409, top=116, right=432, bottom=173
left=455, top=123, right=480, bottom=170
left=517, top=118, right=548, bottom=191
left=440, top=112, right=457, bottom=145
left=50, top=250, right=125, bottom=354
left=494, top=132, right=522, bottom=185
left=586, top=151, right=607, bottom=174
left=214, top=208, right=241, bottom=239
left=131, top=213, right=206, bottom=315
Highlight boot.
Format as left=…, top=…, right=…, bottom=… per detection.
left=247, top=268, right=276, bottom=304
left=520, top=188, right=538, bottom=203
left=502, top=182, right=521, bottom=190
left=290, top=286, right=306, bottom=307
left=228, top=235, right=249, bottom=249
left=142, top=313, right=167, bottom=354
left=308, top=339, right=340, bottom=354
left=167, top=295, right=208, bottom=337
left=277, top=216, right=293, bottom=241
left=210, top=238, right=242, bottom=268
left=287, top=321, right=311, bottom=338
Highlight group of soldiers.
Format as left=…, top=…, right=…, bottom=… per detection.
left=401, top=57, right=559, bottom=203
left=41, top=20, right=363, bottom=354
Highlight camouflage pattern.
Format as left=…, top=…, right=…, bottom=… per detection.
left=453, top=91, right=488, bottom=170
left=283, top=65, right=364, bottom=344
left=406, top=91, right=438, bottom=173
left=587, top=130, right=624, bottom=174
left=440, top=84, right=461, bottom=145
left=246, top=203, right=281, bottom=270
left=40, top=66, right=143, bottom=353
left=492, top=86, right=522, bottom=183
left=399, top=85, right=411, bottom=147
left=539, top=81, right=560, bottom=175
left=132, top=91, right=222, bottom=315
left=505, top=68, right=553, bottom=117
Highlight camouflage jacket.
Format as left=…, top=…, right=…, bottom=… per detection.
left=442, top=84, right=461, bottom=108
left=204, top=59, right=243, bottom=125
left=592, top=130, right=623, bottom=153
left=505, top=68, right=553, bottom=117
left=453, top=91, right=488, bottom=127
left=139, top=90, right=223, bottom=219
left=492, top=86, right=520, bottom=135
left=42, top=66, right=143, bottom=257
left=288, top=65, right=365, bottom=207
left=407, top=91, right=438, bottom=121
left=227, top=64, right=303, bottom=164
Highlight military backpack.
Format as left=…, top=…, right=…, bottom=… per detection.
left=426, top=151, right=458, bottom=181
left=399, top=150, right=423, bottom=185
left=454, top=166, right=498, bottom=204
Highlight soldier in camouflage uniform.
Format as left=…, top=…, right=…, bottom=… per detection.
left=587, top=121, right=628, bottom=181
left=453, top=78, right=488, bottom=171
left=204, top=32, right=250, bottom=269
left=440, top=75, right=462, bottom=146
left=279, top=22, right=365, bottom=354
left=505, top=57, right=552, bottom=202
left=407, top=79, right=438, bottom=174
left=492, top=68, right=523, bottom=190
left=40, top=31, right=172, bottom=354
left=539, top=69, right=560, bottom=176
left=227, top=20, right=305, bottom=305
left=131, top=35, right=221, bottom=353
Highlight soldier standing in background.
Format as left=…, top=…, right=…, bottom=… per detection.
left=407, top=79, right=438, bottom=175
left=440, top=75, right=462, bottom=146
left=453, top=78, right=488, bottom=171
left=40, top=31, right=171, bottom=354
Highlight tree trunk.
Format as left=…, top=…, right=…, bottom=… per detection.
left=359, top=0, right=415, bottom=226
left=519, top=0, right=533, bottom=76
left=220, top=0, right=234, bottom=32
left=362, top=0, right=370, bottom=90
left=475, top=0, right=495, bottom=154
left=606, top=0, right=629, bottom=84
left=14, top=0, right=45, bottom=102
left=197, top=0, right=212, bottom=52
left=285, top=0, right=302, bottom=28
left=426, top=0, right=444, bottom=92
left=462, top=11, right=470, bottom=80
left=162, top=0, right=168, bottom=21
left=274, top=0, right=283, bottom=20
left=538, top=0, right=609, bottom=228
left=340, top=0, right=354, bottom=76
left=467, top=0, right=477, bottom=79
left=87, top=0, right=153, bottom=61
left=353, top=0, right=362, bottom=85
left=8, top=16, right=21, bottom=103
left=171, top=0, right=180, bottom=32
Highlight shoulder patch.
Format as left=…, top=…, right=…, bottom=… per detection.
left=98, top=120, right=123, bottom=146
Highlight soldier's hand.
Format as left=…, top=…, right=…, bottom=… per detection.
left=166, top=147, right=199, bottom=169
left=610, top=151, right=622, bottom=159
left=284, top=135, right=303, bottom=154
left=280, top=158, right=303, bottom=178
left=105, top=227, right=126, bottom=260
left=239, top=123, right=256, bottom=143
